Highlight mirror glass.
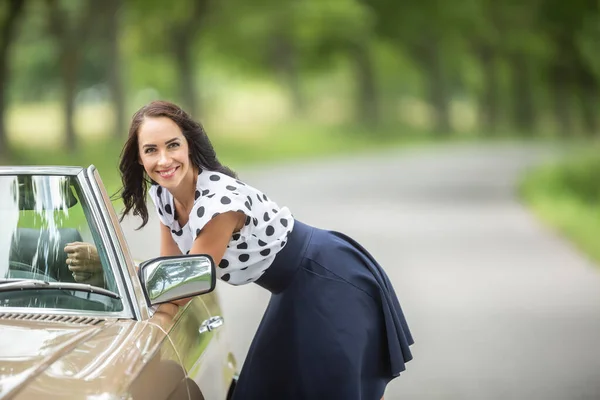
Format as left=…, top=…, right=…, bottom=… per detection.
left=140, top=255, right=215, bottom=305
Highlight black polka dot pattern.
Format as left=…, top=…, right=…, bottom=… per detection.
left=149, top=171, right=294, bottom=286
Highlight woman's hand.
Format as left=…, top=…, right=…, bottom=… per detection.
left=64, top=242, right=104, bottom=286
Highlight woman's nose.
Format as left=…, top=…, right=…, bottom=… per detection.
left=157, top=151, right=170, bottom=166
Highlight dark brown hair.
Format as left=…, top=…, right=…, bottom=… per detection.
left=117, top=100, right=237, bottom=229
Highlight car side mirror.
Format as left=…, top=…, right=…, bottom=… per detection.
left=138, top=255, right=216, bottom=306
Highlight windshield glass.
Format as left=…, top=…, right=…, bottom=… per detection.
left=0, top=174, right=123, bottom=312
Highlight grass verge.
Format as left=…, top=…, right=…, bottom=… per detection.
left=520, top=150, right=600, bottom=264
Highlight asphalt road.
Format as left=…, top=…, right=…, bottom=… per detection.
left=121, top=143, right=600, bottom=400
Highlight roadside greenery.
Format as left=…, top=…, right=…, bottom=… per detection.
left=520, top=148, right=600, bottom=264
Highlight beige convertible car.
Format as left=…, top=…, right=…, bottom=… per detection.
left=0, top=166, right=238, bottom=399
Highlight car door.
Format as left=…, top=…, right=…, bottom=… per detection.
left=166, top=294, right=231, bottom=400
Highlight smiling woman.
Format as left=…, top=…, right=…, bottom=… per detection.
left=115, top=100, right=414, bottom=400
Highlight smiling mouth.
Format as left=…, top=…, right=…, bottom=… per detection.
left=158, top=166, right=179, bottom=178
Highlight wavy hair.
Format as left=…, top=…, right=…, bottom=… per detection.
left=117, top=100, right=237, bottom=229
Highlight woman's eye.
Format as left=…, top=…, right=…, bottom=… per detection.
left=168, top=142, right=180, bottom=149
left=144, top=148, right=156, bottom=154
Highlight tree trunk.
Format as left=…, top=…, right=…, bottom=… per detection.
left=550, top=63, right=572, bottom=137
left=578, top=68, right=598, bottom=137
left=173, top=36, right=197, bottom=117
left=60, top=49, right=78, bottom=151
left=47, top=0, right=96, bottom=152
left=412, top=38, right=451, bottom=135
left=0, top=0, right=25, bottom=159
left=270, top=32, right=305, bottom=117
left=106, top=0, right=126, bottom=138
left=351, top=42, right=379, bottom=127
left=476, top=44, right=499, bottom=135
left=510, top=53, right=536, bottom=135
left=170, top=0, right=210, bottom=117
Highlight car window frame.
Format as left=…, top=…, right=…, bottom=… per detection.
left=84, top=166, right=150, bottom=320
left=0, top=166, right=134, bottom=318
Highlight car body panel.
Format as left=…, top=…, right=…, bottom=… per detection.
left=168, top=295, right=232, bottom=400
left=1, top=316, right=185, bottom=400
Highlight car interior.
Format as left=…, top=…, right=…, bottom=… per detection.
left=8, top=227, right=83, bottom=283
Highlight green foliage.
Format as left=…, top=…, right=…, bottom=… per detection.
left=2, top=0, right=600, bottom=139
left=522, top=150, right=600, bottom=204
left=520, top=146, right=600, bottom=263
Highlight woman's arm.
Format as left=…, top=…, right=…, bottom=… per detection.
left=167, top=211, right=244, bottom=307
left=188, top=211, right=244, bottom=265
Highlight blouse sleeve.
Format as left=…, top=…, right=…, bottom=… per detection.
left=148, top=185, right=173, bottom=227
left=187, top=185, right=256, bottom=242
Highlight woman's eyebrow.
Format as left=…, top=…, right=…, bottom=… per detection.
left=142, top=137, right=180, bottom=148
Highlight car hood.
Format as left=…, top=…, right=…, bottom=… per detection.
left=0, top=315, right=170, bottom=399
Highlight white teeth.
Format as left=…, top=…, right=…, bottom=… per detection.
left=159, top=167, right=177, bottom=177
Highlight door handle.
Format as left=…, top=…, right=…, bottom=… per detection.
left=199, top=316, right=224, bottom=334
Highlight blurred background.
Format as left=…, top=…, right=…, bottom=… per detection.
left=1, top=1, right=600, bottom=398
left=0, top=0, right=598, bottom=263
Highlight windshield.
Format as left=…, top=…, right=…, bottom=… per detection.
left=0, top=174, right=123, bottom=312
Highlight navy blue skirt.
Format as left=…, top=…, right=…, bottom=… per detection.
left=231, top=220, right=414, bottom=400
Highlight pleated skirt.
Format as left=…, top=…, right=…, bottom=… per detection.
left=231, top=220, right=414, bottom=400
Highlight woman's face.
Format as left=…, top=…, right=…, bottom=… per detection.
left=137, top=116, right=194, bottom=191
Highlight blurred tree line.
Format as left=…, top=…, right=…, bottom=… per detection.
left=0, top=0, right=598, bottom=158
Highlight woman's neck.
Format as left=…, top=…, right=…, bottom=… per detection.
left=170, top=166, right=198, bottom=214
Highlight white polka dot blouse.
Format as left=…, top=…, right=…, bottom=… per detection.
left=149, top=169, right=295, bottom=285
